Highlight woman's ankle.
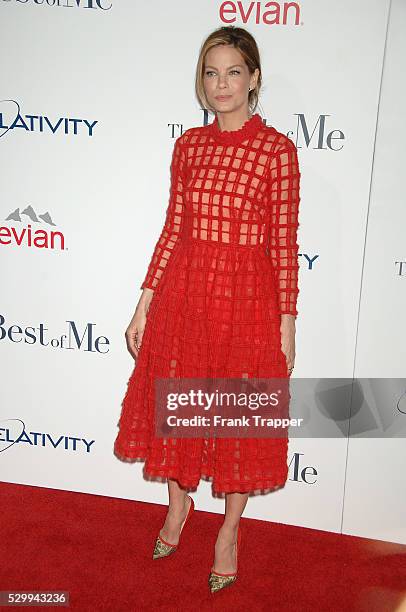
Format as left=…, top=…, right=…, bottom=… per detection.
left=217, top=522, right=239, bottom=541
left=168, top=493, right=189, bottom=516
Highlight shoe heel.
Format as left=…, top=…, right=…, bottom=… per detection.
left=152, top=494, right=194, bottom=560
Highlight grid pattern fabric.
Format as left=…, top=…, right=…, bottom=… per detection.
left=114, top=113, right=301, bottom=496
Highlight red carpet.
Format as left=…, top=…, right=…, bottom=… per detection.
left=0, top=482, right=405, bottom=611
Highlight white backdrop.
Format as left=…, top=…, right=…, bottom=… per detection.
left=1, top=0, right=405, bottom=545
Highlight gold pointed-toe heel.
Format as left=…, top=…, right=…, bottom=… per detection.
left=152, top=494, right=194, bottom=560
left=208, top=526, right=242, bottom=593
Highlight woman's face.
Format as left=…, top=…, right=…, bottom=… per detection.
left=203, top=44, right=259, bottom=115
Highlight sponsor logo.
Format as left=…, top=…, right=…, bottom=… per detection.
left=219, top=1, right=302, bottom=26
left=1, top=206, right=66, bottom=250
left=0, top=419, right=95, bottom=454
left=0, top=99, right=98, bottom=139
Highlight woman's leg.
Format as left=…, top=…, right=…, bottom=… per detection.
left=213, top=492, right=249, bottom=573
left=159, top=478, right=190, bottom=545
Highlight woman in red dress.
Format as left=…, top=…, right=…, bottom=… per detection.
left=114, top=25, right=301, bottom=592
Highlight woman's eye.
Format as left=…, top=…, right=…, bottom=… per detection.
left=204, top=70, right=240, bottom=77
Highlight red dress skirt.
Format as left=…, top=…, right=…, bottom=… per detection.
left=114, top=113, right=300, bottom=497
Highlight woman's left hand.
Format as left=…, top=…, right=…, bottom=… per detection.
left=280, top=315, right=296, bottom=373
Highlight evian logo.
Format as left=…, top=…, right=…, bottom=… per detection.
left=1, top=205, right=66, bottom=250
left=219, top=1, right=302, bottom=26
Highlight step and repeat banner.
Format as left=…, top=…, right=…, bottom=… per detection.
left=1, top=0, right=405, bottom=544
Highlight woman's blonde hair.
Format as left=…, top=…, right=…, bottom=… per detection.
left=195, top=25, right=262, bottom=114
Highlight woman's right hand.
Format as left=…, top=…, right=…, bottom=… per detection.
left=125, top=288, right=154, bottom=359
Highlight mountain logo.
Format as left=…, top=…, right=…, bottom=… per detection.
left=1, top=205, right=65, bottom=250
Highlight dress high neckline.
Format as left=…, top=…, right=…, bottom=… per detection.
left=208, top=113, right=264, bottom=145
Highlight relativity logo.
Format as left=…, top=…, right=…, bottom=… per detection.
left=0, top=315, right=110, bottom=353
left=0, top=419, right=95, bottom=455
left=219, top=1, right=302, bottom=26
left=0, top=99, right=98, bottom=139
left=1, top=0, right=112, bottom=10
left=1, top=205, right=66, bottom=250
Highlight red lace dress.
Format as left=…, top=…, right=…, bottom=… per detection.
left=114, top=113, right=301, bottom=496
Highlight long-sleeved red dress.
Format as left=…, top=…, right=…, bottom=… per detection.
left=114, top=113, right=301, bottom=497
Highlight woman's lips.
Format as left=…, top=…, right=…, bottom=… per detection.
left=215, top=95, right=232, bottom=101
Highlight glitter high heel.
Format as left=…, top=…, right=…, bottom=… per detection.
left=208, top=526, right=242, bottom=593
left=152, top=494, right=194, bottom=559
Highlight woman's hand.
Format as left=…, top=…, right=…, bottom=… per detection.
left=280, top=314, right=296, bottom=374
left=125, top=288, right=154, bottom=359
